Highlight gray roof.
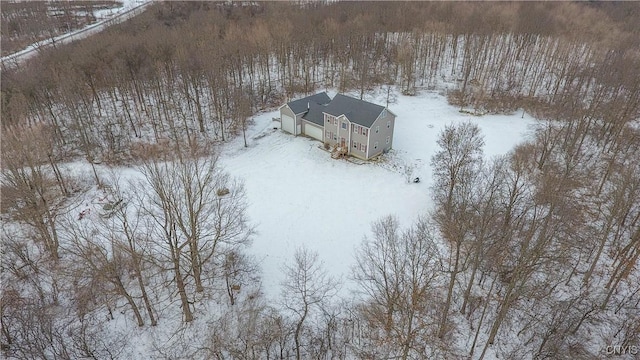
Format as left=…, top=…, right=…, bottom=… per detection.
left=301, top=102, right=326, bottom=126
left=286, top=92, right=331, bottom=114
left=322, top=94, right=385, bottom=128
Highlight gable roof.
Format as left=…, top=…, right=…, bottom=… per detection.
left=301, top=102, right=326, bottom=126
left=286, top=92, right=331, bottom=115
left=322, top=94, right=385, bottom=128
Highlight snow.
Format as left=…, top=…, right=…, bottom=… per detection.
left=50, top=87, right=536, bottom=302
left=1, top=0, right=152, bottom=66
left=54, top=87, right=535, bottom=302
left=5, top=86, right=537, bottom=359
left=218, top=88, right=536, bottom=299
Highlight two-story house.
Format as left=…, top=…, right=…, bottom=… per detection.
left=279, top=92, right=396, bottom=160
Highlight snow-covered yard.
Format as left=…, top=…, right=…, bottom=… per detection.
left=219, top=89, right=537, bottom=298
left=58, top=88, right=535, bottom=301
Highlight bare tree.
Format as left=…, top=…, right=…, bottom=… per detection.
left=63, top=217, right=147, bottom=327
left=430, top=122, right=484, bottom=339
left=1, top=125, right=73, bottom=260
left=281, top=246, right=340, bottom=360
left=352, top=216, right=445, bottom=359
left=136, top=142, right=252, bottom=322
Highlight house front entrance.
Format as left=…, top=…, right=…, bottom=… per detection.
left=340, top=137, right=346, bottom=148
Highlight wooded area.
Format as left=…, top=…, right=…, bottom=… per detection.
left=1, top=0, right=122, bottom=56
left=1, top=1, right=639, bottom=359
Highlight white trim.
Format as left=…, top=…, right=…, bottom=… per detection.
left=281, top=113, right=296, bottom=135
left=279, top=104, right=306, bottom=115
left=384, top=108, right=397, bottom=117
left=302, top=120, right=323, bottom=141
left=366, top=127, right=371, bottom=159
left=372, top=107, right=397, bottom=123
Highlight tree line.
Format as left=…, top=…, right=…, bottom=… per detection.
left=1, top=2, right=638, bottom=165
left=1, top=1, right=123, bottom=56
left=1, top=1, right=639, bottom=359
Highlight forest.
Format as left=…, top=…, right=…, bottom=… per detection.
left=1, top=0, right=123, bottom=56
left=1, top=1, right=639, bottom=359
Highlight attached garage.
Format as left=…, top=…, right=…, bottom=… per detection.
left=304, top=122, right=323, bottom=141
left=281, top=114, right=295, bottom=134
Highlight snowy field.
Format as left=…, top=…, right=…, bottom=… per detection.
left=218, top=88, right=537, bottom=299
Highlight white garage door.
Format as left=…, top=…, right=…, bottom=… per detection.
left=305, top=124, right=323, bottom=141
left=281, top=114, right=295, bottom=134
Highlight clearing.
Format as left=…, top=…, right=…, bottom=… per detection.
left=218, top=88, right=536, bottom=298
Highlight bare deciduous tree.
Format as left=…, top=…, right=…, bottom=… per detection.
left=136, top=142, right=252, bottom=322
left=1, top=125, right=73, bottom=260
left=353, top=216, right=445, bottom=359
left=430, top=122, right=484, bottom=339
left=281, top=246, right=340, bottom=360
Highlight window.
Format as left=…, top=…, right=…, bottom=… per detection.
left=325, top=131, right=331, bottom=139
left=374, top=141, right=378, bottom=149
left=353, top=125, right=358, bottom=134
left=381, top=109, right=387, bottom=117
left=361, top=144, right=367, bottom=153
left=386, top=136, right=390, bottom=144
left=376, top=126, right=380, bottom=133
left=387, top=120, right=391, bottom=128
left=334, top=118, right=338, bottom=125
left=363, top=128, right=368, bottom=136
left=353, top=140, right=357, bottom=148
left=342, top=122, right=347, bottom=130
left=333, top=134, right=337, bottom=141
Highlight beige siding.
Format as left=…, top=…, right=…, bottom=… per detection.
left=286, top=102, right=396, bottom=161
left=302, top=121, right=323, bottom=141
left=323, top=113, right=339, bottom=146
left=367, top=110, right=395, bottom=159
left=336, top=115, right=351, bottom=149
left=280, top=106, right=297, bottom=134
left=280, top=106, right=296, bottom=119
left=280, top=105, right=306, bottom=135
left=349, top=123, right=369, bottom=159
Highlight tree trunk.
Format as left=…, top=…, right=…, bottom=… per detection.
left=438, top=241, right=460, bottom=339
left=294, top=304, right=308, bottom=360
left=116, top=276, right=144, bottom=327
left=172, top=245, right=193, bottom=322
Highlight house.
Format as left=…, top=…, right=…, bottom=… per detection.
left=279, top=92, right=396, bottom=160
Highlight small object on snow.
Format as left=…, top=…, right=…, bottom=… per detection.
left=217, top=188, right=230, bottom=196
left=413, top=177, right=420, bottom=183
left=78, top=208, right=91, bottom=220
left=273, top=127, right=278, bottom=130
